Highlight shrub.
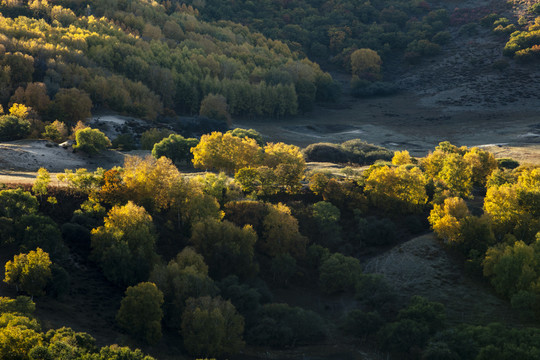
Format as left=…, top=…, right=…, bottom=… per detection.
left=303, top=143, right=349, bottom=163
left=497, top=158, right=519, bottom=169
left=0, top=115, right=30, bottom=140
left=73, top=128, right=111, bottom=155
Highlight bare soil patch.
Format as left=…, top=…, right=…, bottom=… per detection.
left=364, top=233, right=525, bottom=326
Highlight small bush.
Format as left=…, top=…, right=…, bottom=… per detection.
left=497, top=157, right=520, bottom=169
left=73, top=128, right=111, bottom=155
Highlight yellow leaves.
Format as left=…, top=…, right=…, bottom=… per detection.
left=4, top=248, right=52, bottom=297
left=350, top=48, right=382, bottom=79
left=8, top=103, right=29, bottom=120
left=192, top=132, right=262, bottom=174
left=365, top=165, right=427, bottom=213
left=392, top=150, right=412, bottom=165
left=261, top=202, right=308, bottom=257
left=123, top=155, right=185, bottom=211
left=428, top=197, right=470, bottom=243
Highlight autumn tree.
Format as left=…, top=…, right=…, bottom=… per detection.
left=484, top=167, right=540, bottom=241
left=428, top=197, right=470, bottom=243
left=42, top=120, right=68, bottom=143
left=73, top=128, right=111, bottom=155
left=262, top=142, right=306, bottom=193
left=191, top=132, right=262, bottom=174
left=9, top=82, right=50, bottom=114
left=91, top=201, right=159, bottom=286
left=365, top=165, right=427, bottom=213
left=350, top=48, right=382, bottom=80
left=122, top=156, right=186, bottom=212
left=392, top=150, right=412, bottom=165
left=260, top=203, right=308, bottom=257
left=181, top=296, right=245, bottom=358
left=463, top=147, right=498, bottom=186
left=116, top=282, right=164, bottom=344
left=438, top=153, right=473, bottom=198
left=4, top=248, right=52, bottom=297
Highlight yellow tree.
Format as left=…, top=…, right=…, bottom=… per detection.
left=263, top=142, right=306, bottom=193
left=191, top=132, right=262, bottom=174
left=392, top=150, right=412, bottom=165
left=365, top=165, right=427, bottom=213
left=350, top=48, right=382, bottom=80
left=122, top=155, right=187, bottom=212
left=428, top=197, right=470, bottom=243
left=438, top=153, right=473, bottom=198
left=261, top=203, right=308, bottom=257
left=463, top=147, right=498, bottom=186
left=4, top=248, right=52, bottom=297
left=91, top=201, right=158, bottom=286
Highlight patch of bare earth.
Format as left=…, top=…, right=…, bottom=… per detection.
left=364, top=233, right=526, bottom=326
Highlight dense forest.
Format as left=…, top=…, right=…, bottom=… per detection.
left=1, top=0, right=540, bottom=358
left=0, top=128, right=538, bottom=359
left=0, top=0, right=339, bottom=124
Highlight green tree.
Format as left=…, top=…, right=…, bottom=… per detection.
left=483, top=240, right=538, bottom=298
left=149, top=248, right=217, bottom=329
left=0, top=189, right=38, bottom=219
left=227, top=128, right=264, bottom=146
left=116, top=282, right=164, bottom=345
left=199, top=93, right=231, bottom=124
left=91, top=201, right=158, bottom=286
left=90, top=345, right=155, bottom=360
left=50, top=88, right=92, bottom=125
left=0, top=115, right=30, bottom=141
left=319, top=253, right=362, bottom=294
left=190, top=219, right=257, bottom=279
left=151, top=134, right=198, bottom=165
left=32, top=168, right=51, bottom=199
left=181, top=296, right=245, bottom=358
left=73, top=128, right=112, bottom=155
left=4, top=248, right=52, bottom=297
